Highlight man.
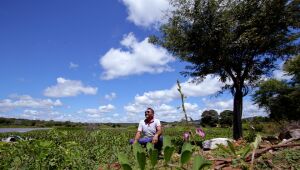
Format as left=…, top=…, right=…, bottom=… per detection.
left=130, top=108, right=163, bottom=148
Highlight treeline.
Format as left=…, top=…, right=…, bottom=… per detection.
left=0, top=117, right=138, bottom=128
left=200, top=109, right=271, bottom=127
left=0, top=117, right=92, bottom=127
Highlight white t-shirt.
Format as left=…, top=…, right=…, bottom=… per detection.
left=138, top=119, right=161, bottom=138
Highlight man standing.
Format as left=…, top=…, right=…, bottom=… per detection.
left=130, top=108, right=163, bottom=148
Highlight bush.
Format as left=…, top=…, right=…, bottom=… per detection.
left=220, top=110, right=233, bottom=127
left=201, top=110, right=219, bottom=127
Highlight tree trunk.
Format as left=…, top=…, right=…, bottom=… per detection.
left=233, top=87, right=243, bottom=140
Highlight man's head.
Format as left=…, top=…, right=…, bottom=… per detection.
left=145, top=107, right=154, bottom=120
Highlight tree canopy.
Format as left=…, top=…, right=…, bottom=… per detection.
left=150, top=0, right=299, bottom=139
left=253, top=55, right=300, bottom=121
left=201, top=110, right=219, bottom=127
left=220, top=110, right=233, bottom=127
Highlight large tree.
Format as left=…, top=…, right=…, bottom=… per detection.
left=150, top=0, right=299, bottom=139
left=253, top=55, right=300, bottom=121
left=201, top=110, right=219, bottom=127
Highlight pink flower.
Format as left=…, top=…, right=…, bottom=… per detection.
left=183, top=132, right=190, bottom=141
left=196, top=128, right=205, bottom=138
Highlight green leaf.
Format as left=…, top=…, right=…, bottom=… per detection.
left=216, top=144, right=232, bottom=156
left=136, top=151, right=146, bottom=170
left=38, top=141, right=53, bottom=148
left=227, top=140, right=236, bottom=156
left=240, top=144, right=251, bottom=159
left=149, top=149, right=158, bottom=167
left=180, top=142, right=193, bottom=165
left=164, top=146, right=175, bottom=163
left=146, top=142, right=154, bottom=152
left=146, top=142, right=158, bottom=167
left=133, top=143, right=143, bottom=158
left=133, top=143, right=146, bottom=170
left=253, top=134, right=262, bottom=149
left=163, top=136, right=175, bottom=163
left=192, top=155, right=211, bottom=170
left=118, top=153, right=132, bottom=170
left=163, top=136, right=172, bottom=149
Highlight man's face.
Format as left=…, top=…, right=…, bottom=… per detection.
left=145, top=109, right=153, bottom=120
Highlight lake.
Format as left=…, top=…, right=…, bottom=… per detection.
left=0, top=128, right=51, bottom=133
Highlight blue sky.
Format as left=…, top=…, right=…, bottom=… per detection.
left=0, top=0, right=288, bottom=123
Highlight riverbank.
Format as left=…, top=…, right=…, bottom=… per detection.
left=0, top=128, right=51, bottom=133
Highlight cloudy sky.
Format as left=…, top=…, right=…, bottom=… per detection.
left=0, top=0, right=287, bottom=123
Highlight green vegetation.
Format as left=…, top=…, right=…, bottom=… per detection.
left=220, top=110, right=233, bottom=127
left=253, top=55, right=300, bottom=121
left=0, top=126, right=228, bottom=169
left=150, top=0, right=300, bottom=140
left=200, top=110, right=219, bottom=127
left=0, top=121, right=299, bottom=169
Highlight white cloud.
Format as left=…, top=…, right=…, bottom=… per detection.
left=105, top=92, right=117, bottom=100
left=99, top=33, right=174, bottom=80
left=273, top=69, right=291, bottom=81
left=121, top=0, right=171, bottom=27
left=124, top=75, right=223, bottom=122
left=205, top=99, right=233, bottom=111
left=44, top=77, right=98, bottom=97
left=176, top=76, right=223, bottom=97
left=98, top=104, right=115, bottom=113
left=69, top=62, right=79, bottom=69
left=0, top=95, right=62, bottom=112
left=203, top=98, right=267, bottom=118
left=79, top=104, right=115, bottom=118
left=125, top=75, right=222, bottom=110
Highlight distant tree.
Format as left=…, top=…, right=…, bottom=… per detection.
left=220, top=110, right=233, bottom=127
left=150, top=0, right=299, bottom=139
left=253, top=55, right=300, bottom=121
left=201, top=110, right=219, bottom=127
left=284, top=54, right=300, bottom=85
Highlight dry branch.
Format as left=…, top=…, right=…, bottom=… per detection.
left=245, top=143, right=300, bottom=161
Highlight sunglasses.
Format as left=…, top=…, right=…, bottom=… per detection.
left=145, top=110, right=151, bottom=114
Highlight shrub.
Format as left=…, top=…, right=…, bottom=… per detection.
left=220, top=110, right=233, bottom=127
left=200, top=110, right=219, bottom=127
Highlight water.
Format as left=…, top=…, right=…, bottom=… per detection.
left=0, top=128, right=51, bottom=133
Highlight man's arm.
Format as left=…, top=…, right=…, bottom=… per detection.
left=152, top=125, right=162, bottom=144
left=133, top=131, right=141, bottom=144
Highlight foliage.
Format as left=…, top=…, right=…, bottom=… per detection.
left=256, top=148, right=300, bottom=170
left=219, top=110, right=233, bottom=127
left=0, top=123, right=287, bottom=169
left=216, top=140, right=251, bottom=169
left=0, top=128, right=133, bottom=169
left=284, top=54, right=300, bottom=84
left=253, top=55, right=300, bottom=121
left=117, top=136, right=211, bottom=170
left=150, top=0, right=300, bottom=140
left=201, top=110, right=219, bottom=127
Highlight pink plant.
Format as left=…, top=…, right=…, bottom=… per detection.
left=183, top=132, right=190, bottom=141
left=196, top=128, right=205, bottom=138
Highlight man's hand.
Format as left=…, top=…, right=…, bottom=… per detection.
left=152, top=135, right=159, bottom=144
left=134, top=131, right=141, bottom=144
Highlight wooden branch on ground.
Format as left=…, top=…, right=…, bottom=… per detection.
left=279, top=137, right=300, bottom=145
left=245, top=143, right=300, bottom=162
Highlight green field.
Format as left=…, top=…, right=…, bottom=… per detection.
left=0, top=123, right=299, bottom=170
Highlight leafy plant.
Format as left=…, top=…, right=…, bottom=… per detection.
left=217, top=140, right=251, bottom=168
left=146, top=143, right=158, bottom=168
left=133, top=143, right=146, bottom=170
left=163, top=136, right=175, bottom=164
left=192, top=155, right=212, bottom=170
